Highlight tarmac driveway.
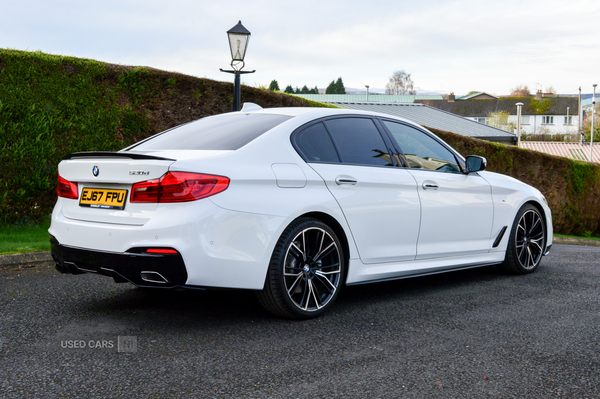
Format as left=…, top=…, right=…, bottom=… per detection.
left=1, top=244, right=599, bottom=398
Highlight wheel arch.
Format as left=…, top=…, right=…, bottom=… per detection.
left=523, top=199, right=552, bottom=250
left=524, top=200, right=547, bottom=223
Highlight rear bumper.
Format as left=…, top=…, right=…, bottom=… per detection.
left=50, top=235, right=189, bottom=288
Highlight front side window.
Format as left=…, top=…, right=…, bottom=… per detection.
left=521, top=115, right=530, bottom=125
left=476, top=117, right=487, bottom=124
left=564, top=116, right=572, bottom=125
left=323, top=118, right=392, bottom=167
left=382, top=120, right=461, bottom=173
left=126, top=113, right=292, bottom=151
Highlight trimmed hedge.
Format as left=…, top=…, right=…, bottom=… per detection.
left=1, top=49, right=599, bottom=236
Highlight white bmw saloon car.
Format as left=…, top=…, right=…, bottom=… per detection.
left=50, top=104, right=552, bottom=319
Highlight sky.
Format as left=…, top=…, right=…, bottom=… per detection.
left=2, top=0, right=599, bottom=96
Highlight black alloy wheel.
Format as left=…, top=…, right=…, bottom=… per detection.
left=257, top=218, right=344, bottom=319
left=503, top=204, right=546, bottom=274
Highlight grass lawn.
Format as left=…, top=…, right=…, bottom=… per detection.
left=0, top=218, right=51, bottom=255
left=554, top=233, right=600, bottom=241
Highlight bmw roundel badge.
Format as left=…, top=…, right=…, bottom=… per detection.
left=92, top=165, right=99, bottom=177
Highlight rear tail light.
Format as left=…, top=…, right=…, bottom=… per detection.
left=57, top=175, right=78, bottom=199
left=130, top=172, right=229, bottom=203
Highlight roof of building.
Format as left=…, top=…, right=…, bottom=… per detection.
left=416, top=97, right=578, bottom=117
left=519, top=142, right=600, bottom=164
left=457, top=92, right=498, bottom=100
left=293, top=94, right=443, bottom=103
left=330, top=101, right=516, bottom=142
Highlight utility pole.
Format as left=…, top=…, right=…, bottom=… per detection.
left=578, top=86, right=582, bottom=132
left=516, top=102, right=524, bottom=147
left=592, top=84, right=597, bottom=162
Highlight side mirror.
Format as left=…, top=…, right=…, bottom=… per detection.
left=465, top=155, right=487, bottom=173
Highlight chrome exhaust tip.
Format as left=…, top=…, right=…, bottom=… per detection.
left=140, top=271, right=169, bottom=284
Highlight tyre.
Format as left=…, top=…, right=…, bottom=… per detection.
left=502, top=204, right=546, bottom=274
left=256, top=218, right=344, bottom=319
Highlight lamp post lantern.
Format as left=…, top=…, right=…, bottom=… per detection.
left=220, top=21, right=255, bottom=111
left=516, top=102, right=524, bottom=147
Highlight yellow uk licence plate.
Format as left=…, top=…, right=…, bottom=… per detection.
left=79, top=188, right=128, bottom=210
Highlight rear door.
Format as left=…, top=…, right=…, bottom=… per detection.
left=294, top=117, right=421, bottom=264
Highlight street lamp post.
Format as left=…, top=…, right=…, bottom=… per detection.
left=365, top=85, right=370, bottom=102
left=220, top=21, right=255, bottom=112
left=592, top=84, right=597, bottom=162
left=516, top=102, right=524, bottom=147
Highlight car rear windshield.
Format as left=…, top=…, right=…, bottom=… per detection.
left=125, top=113, right=293, bottom=151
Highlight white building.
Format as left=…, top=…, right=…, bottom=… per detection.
left=417, top=95, right=580, bottom=136
left=471, top=114, right=579, bottom=135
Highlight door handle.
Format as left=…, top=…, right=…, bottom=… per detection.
left=335, top=177, right=357, bottom=185
left=422, top=181, right=439, bottom=190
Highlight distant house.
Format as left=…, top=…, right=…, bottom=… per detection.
left=455, top=92, right=498, bottom=101
left=416, top=96, right=579, bottom=135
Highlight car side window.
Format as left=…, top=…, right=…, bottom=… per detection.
left=382, top=120, right=461, bottom=173
left=324, top=118, right=392, bottom=167
left=294, top=122, right=341, bottom=163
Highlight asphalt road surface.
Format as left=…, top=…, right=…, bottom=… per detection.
left=1, top=244, right=600, bottom=398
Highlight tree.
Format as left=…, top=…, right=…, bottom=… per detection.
left=545, top=86, right=557, bottom=95
left=325, top=78, right=346, bottom=94
left=385, top=70, right=416, bottom=95
left=334, top=77, right=346, bottom=94
left=510, top=84, right=531, bottom=97
left=467, top=91, right=480, bottom=95
left=268, top=80, right=280, bottom=91
left=284, top=85, right=294, bottom=94
left=310, top=86, right=319, bottom=94
left=300, top=85, right=310, bottom=94
left=487, top=111, right=516, bottom=133
left=325, top=80, right=336, bottom=94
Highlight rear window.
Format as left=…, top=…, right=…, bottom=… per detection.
left=126, top=113, right=292, bottom=151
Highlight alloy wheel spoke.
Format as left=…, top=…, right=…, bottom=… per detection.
left=307, top=279, right=322, bottom=310
left=301, top=230, right=308, bottom=259
left=286, top=273, right=304, bottom=296
left=530, top=230, right=544, bottom=240
left=527, top=246, right=535, bottom=268
left=529, top=217, right=541, bottom=235
left=314, top=271, right=337, bottom=293
left=313, top=242, right=335, bottom=263
left=315, top=263, right=340, bottom=273
left=298, top=278, right=310, bottom=310
left=290, top=242, right=305, bottom=262
left=518, top=244, right=527, bottom=265
left=530, top=239, right=543, bottom=252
